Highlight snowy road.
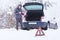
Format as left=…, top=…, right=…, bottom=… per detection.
left=0, top=28, right=60, bottom=40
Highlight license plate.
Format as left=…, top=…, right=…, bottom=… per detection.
left=29, top=22, right=37, bottom=24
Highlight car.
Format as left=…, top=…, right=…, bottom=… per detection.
left=22, top=2, right=47, bottom=30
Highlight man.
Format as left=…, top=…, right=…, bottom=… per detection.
left=14, top=4, right=24, bottom=30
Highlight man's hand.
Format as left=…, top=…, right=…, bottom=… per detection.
left=19, top=12, right=24, bottom=15
left=19, top=12, right=21, bottom=14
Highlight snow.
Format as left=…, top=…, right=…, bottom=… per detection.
left=0, top=0, right=60, bottom=40
left=0, top=28, right=60, bottom=40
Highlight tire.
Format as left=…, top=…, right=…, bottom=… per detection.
left=42, top=24, right=47, bottom=30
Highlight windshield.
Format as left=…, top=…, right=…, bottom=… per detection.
left=25, top=5, right=42, bottom=10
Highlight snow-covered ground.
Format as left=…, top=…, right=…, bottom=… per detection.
left=0, top=0, right=60, bottom=40
left=0, top=28, right=60, bottom=40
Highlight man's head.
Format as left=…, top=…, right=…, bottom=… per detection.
left=18, top=2, right=22, bottom=8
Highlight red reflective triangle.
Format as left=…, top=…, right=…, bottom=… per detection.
left=35, top=27, right=45, bottom=36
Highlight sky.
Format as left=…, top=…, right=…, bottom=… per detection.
left=0, top=0, right=60, bottom=40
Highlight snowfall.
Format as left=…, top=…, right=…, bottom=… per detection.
left=0, top=0, right=60, bottom=40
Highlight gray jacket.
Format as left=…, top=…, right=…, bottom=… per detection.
left=14, top=7, right=23, bottom=18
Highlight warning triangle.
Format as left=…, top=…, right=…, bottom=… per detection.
left=35, top=27, right=45, bottom=36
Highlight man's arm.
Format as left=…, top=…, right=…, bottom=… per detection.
left=19, top=8, right=24, bottom=15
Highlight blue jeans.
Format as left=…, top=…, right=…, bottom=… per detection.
left=16, top=14, right=22, bottom=29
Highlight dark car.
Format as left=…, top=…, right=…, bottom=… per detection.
left=22, top=2, right=47, bottom=30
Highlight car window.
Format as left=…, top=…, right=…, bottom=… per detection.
left=25, top=5, right=42, bottom=10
